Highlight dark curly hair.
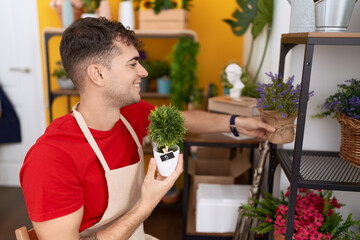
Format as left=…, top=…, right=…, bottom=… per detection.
left=60, top=17, right=141, bottom=91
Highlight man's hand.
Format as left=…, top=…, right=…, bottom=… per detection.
left=139, top=155, right=184, bottom=214
left=235, top=116, right=275, bottom=139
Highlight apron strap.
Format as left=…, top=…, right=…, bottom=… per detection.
left=72, top=103, right=110, bottom=172
left=119, top=114, right=143, bottom=150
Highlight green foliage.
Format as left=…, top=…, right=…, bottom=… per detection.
left=135, top=0, right=193, bottom=13
left=223, top=0, right=258, bottom=37
left=242, top=81, right=260, bottom=98
left=83, top=0, right=100, bottom=13
left=220, top=70, right=233, bottom=89
left=223, top=0, right=273, bottom=39
left=170, top=37, right=199, bottom=110
left=150, top=60, right=171, bottom=79
left=189, top=87, right=204, bottom=104
left=242, top=192, right=286, bottom=234
left=252, top=0, right=273, bottom=38
left=223, top=0, right=274, bottom=83
left=147, top=105, right=187, bottom=151
left=52, top=61, right=69, bottom=79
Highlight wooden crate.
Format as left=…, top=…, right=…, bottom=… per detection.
left=138, top=9, right=188, bottom=30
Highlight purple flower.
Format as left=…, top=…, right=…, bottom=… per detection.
left=255, top=72, right=314, bottom=117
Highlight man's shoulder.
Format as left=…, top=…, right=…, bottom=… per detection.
left=121, top=100, right=155, bottom=118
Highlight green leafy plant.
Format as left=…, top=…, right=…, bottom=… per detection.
left=82, top=0, right=101, bottom=13
left=243, top=188, right=360, bottom=239
left=220, top=66, right=234, bottom=89
left=147, top=105, right=187, bottom=152
left=223, top=0, right=274, bottom=83
left=242, top=81, right=260, bottom=98
left=150, top=60, right=171, bottom=79
left=170, top=37, right=199, bottom=110
left=136, top=0, right=193, bottom=13
left=52, top=61, right=69, bottom=79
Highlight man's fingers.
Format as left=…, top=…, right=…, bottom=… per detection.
left=146, top=158, right=157, bottom=178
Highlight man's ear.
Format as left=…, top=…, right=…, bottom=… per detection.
left=86, top=64, right=105, bottom=87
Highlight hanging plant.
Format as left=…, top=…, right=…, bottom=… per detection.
left=170, top=37, right=199, bottom=110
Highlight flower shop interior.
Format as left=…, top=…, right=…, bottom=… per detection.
left=1, top=0, right=360, bottom=239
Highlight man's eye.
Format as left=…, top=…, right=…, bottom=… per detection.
left=130, top=63, right=137, bottom=67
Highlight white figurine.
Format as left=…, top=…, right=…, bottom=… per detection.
left=225, top=63, right=244, bottom=99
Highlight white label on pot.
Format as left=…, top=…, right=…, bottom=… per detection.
left=160, top=152, right=175, bottom=162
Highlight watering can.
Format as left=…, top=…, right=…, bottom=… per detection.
left=287, top=0, right=315, bottom=33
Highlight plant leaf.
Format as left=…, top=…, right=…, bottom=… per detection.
left=223, top=0, right=258, bottom=36
left=252, top=0, right=273, bottom=39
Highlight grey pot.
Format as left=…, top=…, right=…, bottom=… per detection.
left=315, top=0, right=357, bottom=32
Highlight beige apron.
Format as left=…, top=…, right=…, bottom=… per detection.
left=72, top=103, right=156, bottom=240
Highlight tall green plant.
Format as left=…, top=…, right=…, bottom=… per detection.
left=170, top=37, right=199, bottom=110
left=223, top=0, right=273, bottom=83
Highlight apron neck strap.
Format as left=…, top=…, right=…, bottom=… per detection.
left=119, top=114, right=142, bottom=150
left=72, top=103, right=110, bottom=172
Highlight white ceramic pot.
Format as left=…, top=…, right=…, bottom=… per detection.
left=119, top=0, right=135, bottom=29
left=153, top=145, right=180, bottom=177
left=57, top=78, right=76, bottom=90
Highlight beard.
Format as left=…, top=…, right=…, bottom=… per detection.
left=106, top=85, right=141, bottom=109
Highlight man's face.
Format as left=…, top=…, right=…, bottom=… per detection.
left=105, top=41, right=148, bottom=108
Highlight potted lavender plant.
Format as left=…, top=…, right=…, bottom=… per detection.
left=256, top=72, right=314, bottom=144
left=314, top=78, right=360, bottom=167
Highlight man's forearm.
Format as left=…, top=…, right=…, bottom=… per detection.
left=96, top=200, right=152, bottom=240
left=182, top=110, right=231, bottom=134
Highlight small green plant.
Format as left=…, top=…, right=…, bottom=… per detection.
left=82, top=0, right=101, bottom=13
left=52, top=61, right=69, bottom=79
left=136, top=0, right=193, bottom=13
left=147, top=105, right=187, bottom=152
left=220, top=68, right=233, bottom=89
left=170, top=37, right=199, bottom=110
left=150, top=60, right=171, bottom=79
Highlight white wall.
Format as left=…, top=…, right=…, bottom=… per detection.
left=251, top=0, right=360, bottom=224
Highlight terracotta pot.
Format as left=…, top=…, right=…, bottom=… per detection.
left=274, top=233, right=285, bottom=240
left=259, top=109, right=297, bottom=144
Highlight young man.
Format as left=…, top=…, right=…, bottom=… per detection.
left=20, top=18, right=275, bottom=240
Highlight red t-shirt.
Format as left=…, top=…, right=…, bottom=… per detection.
left=20, top=101, right=154, bottom=232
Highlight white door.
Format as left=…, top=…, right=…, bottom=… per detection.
left=0, top=0, right=45, bottom=186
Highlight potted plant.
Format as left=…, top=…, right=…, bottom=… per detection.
left=147, top=104, right=187, bottom=176
left=150, top=60, right=171, bottom=94
left=52, top=61, right=75, bottom=90
left=136, top=0, right=193, bottom=30
left=188, top=86, right=204, bottom=110
left=313, top=78, right=360, bottom=167
left=255, top=72, right=314, bottom=144
left=220, top=67, right=233, bottom=95
left=170, top=37, right=199, bottom=110
left=242, top=188, right=360, bottom=239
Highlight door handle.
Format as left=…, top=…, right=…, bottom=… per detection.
left=9, top=67, right=31, bottom=73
